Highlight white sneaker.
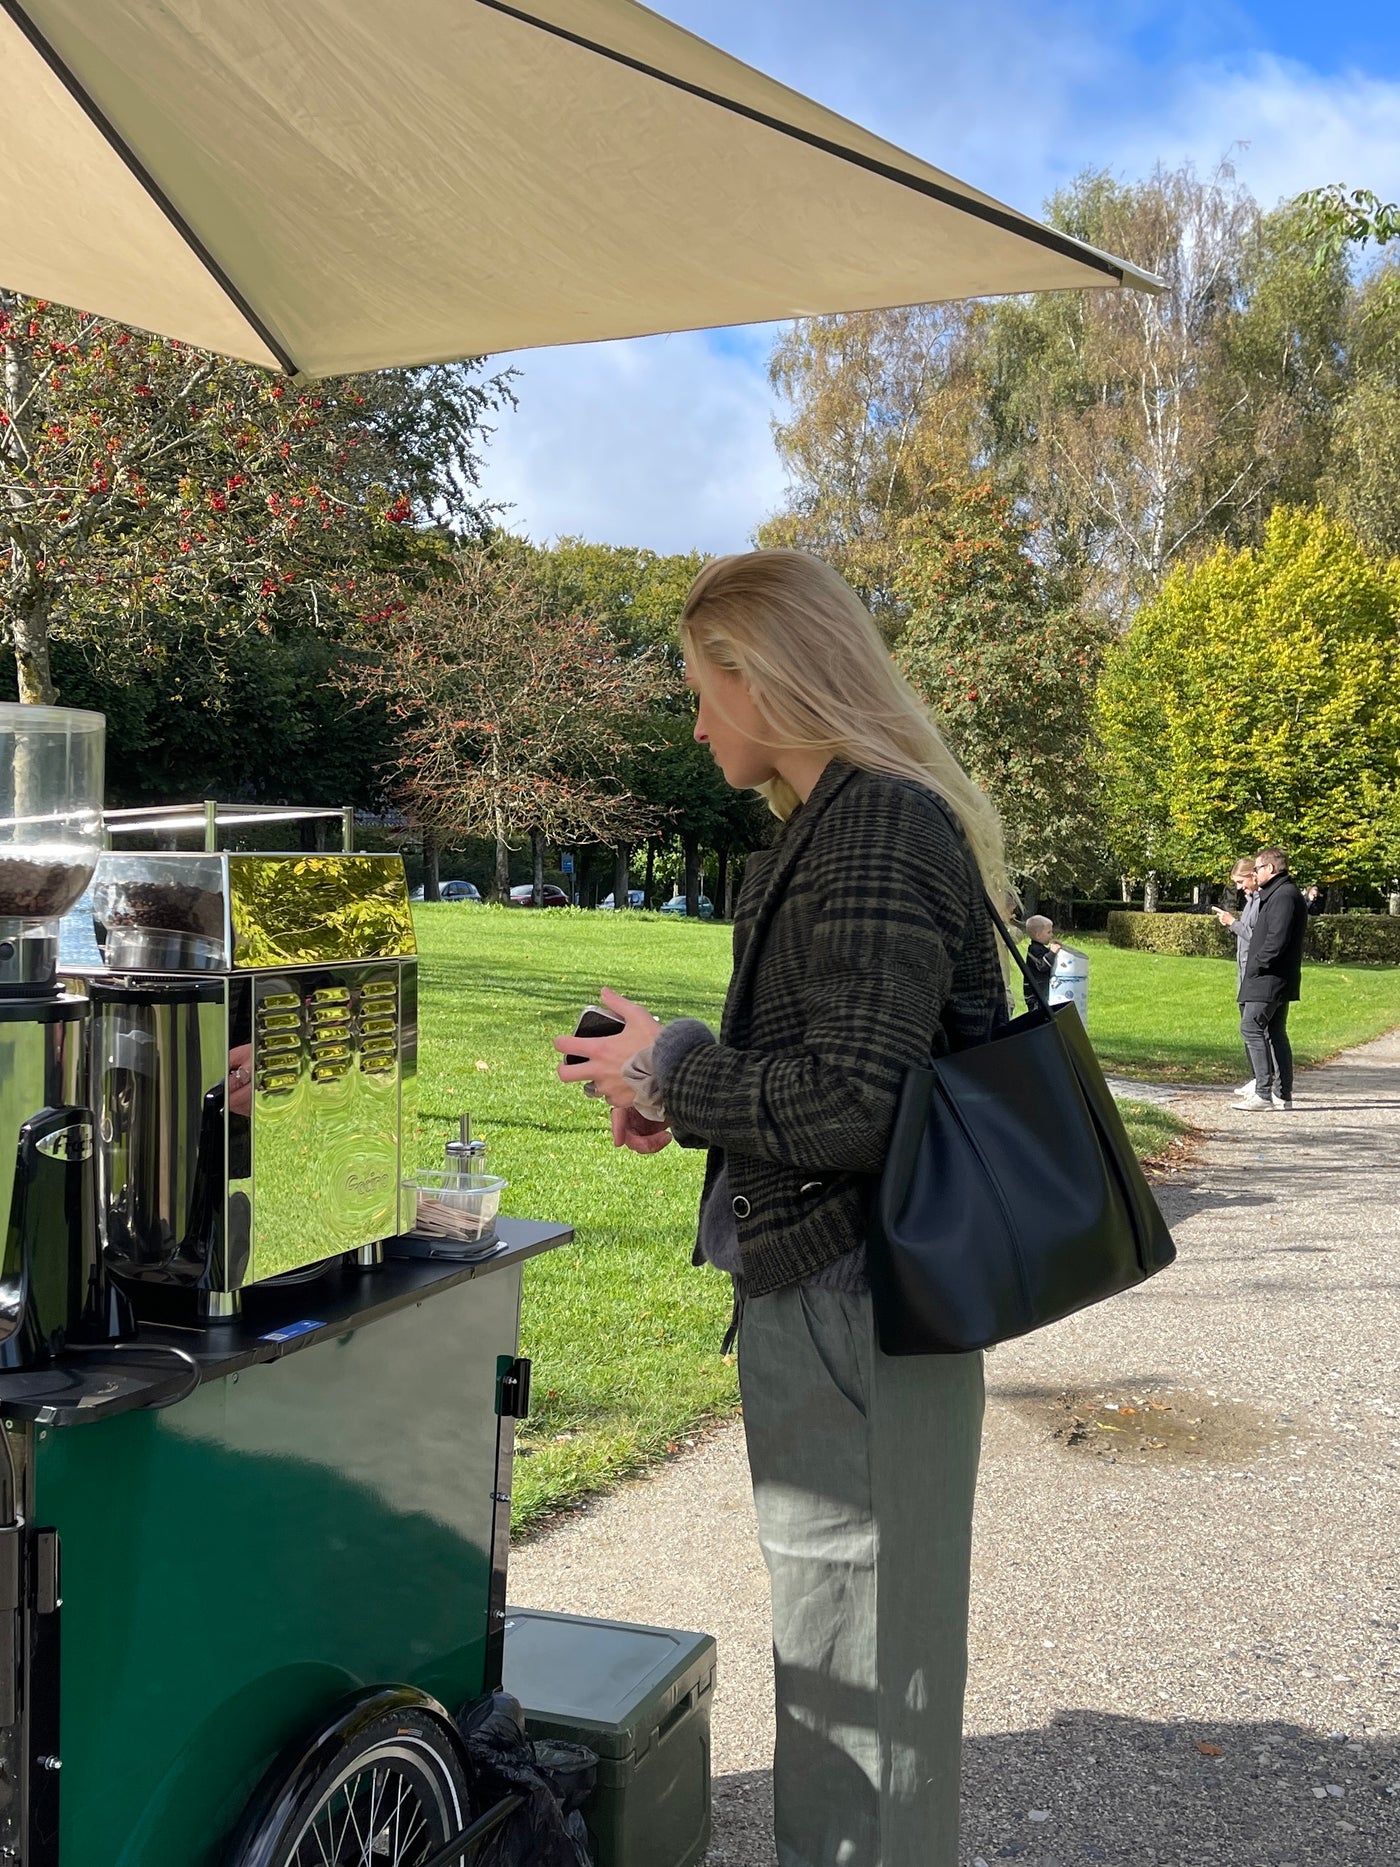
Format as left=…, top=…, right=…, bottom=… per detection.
left=1232, top=1081, right=1260, bottom=1098
left=1271, top=1095, right=1293, bottom=1111
left=1229, top=1093, right=1273, bottom=1111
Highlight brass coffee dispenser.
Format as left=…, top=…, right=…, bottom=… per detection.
left=82, top=843, right=418, bottom=1319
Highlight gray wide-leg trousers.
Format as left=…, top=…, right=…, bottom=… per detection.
left=738, top=1285, right=984, bottom=1867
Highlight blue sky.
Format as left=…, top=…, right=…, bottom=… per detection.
left=477, top=0, right=1400, bottom=555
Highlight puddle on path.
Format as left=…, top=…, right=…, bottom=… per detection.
left=998, top=1384, right=1306, bottom=1468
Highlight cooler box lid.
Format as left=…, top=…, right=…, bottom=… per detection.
left=503, top=1607, right=716, bottom=1763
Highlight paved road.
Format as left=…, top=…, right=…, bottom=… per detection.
left=510, top=1032, right=1400, bottom=1865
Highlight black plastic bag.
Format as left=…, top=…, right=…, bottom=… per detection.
left=458, top=1692, right=595, bottom=1867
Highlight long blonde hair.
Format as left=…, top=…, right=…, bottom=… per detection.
left=680, top=549, right=1009, bottom=906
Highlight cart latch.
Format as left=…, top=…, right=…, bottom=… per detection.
left=496, top=1357, right=532, bottom=1420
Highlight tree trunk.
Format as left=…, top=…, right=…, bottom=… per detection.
left=531, top=832, right=545, bottom=908
left=683, top=838, right=701, bottom=919
left=1389, top=891, right=1400, bottom=918
left=1020, top=877, right=1039, bottom=918
left=1120, top=874, right=1131, bottom=903
left=3, top=317, right=57, bottom=706
left=492, top=809, right=510, bottom=902
left=422, top=830, right=441, bottom=903
left=716, top=847, right=730, bottom=922
left=613, top=847, right=631, bottom=910
left=644, top=840, right=656, bottom=909
left=10, top=591, right=57, bottom=705
left=1143, top=871, right=1160, bottom=913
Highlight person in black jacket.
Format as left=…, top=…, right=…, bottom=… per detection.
left=1232, top=847, right=1308, bottom=1112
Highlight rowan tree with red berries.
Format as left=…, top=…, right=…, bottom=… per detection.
left=0, top=289, right=513, bottom=704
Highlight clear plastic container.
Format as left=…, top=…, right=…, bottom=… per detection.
left=0, top=704, right=105, bottom=922
left=404, top=1170, right=507, bottom=1250
left=91, top=852, right=229, bottom=969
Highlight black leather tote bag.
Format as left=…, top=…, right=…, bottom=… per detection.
left=868, top=897, right=1176, bottom=1355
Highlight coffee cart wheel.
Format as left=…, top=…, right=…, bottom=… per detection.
left=227, top=1685, right=472, bottom=1867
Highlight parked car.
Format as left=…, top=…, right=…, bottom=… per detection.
left=508, top=883, right=570, bottom=908
left=410, top=879, right=481, bottom=902
left=659, top=893, right=714, bottom=920
left=599, top=889, right=646, bottom=911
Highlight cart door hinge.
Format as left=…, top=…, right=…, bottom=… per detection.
left=496, top=1357, right=532, bottom=1420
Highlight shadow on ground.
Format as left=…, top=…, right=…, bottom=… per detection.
left=708, top=1714, right=1400, bottom=1864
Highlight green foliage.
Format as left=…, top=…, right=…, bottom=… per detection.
left=1297, top=185, right=1400, bottom=269
left=762, top=163, right=1400, bottom=624
left=521, top=536, right=771, bottom=870
left=1096, top=508, right=1400, bottom=886
left=893, top=473, right=1109, bottom=889
left=1108, top=912, right=1241, bottom=958
left=0, top=290, right=512, bottom=703
left=759, top=306, right=976, bottom=621
left=1325, top=259, right=1400, bottom=557
left=528, top=538, right=703, bottom=657
left=1109, top=908, right=1400, bottom=965
left=1301, top=914, right=1400, bottom=965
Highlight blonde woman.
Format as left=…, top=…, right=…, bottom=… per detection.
left=555, top=550, right=1007, bottom=1867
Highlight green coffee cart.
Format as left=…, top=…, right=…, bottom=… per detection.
left=0, top=1225, right=568, bottom=1867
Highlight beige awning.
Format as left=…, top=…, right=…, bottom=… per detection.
left=0, top=0, right=1160, bottom=378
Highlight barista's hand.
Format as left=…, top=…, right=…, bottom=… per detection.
left=611, top=1106, right=673, bottom=1154
left=228, top=1043, right=254, bottom=1118
left=553, top=987, right=659, bottom=1109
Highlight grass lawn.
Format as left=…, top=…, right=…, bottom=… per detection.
left=1075, top=934, right=1400, bottom=1084
left=413, top=907, right=1400, bottom=1528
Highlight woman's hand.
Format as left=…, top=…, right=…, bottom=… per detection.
left=611, top=1106, right=673, bottom=1154
left=553, top=987, right=660, bottom=1109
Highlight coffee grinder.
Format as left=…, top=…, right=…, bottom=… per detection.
left=0, top=704, right=129, bottom=1367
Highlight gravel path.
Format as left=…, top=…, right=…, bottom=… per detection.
left=510, top=1031, right=1400, bottom=1866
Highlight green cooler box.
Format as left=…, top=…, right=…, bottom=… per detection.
left=502, top=1607, right=716, bottom=1867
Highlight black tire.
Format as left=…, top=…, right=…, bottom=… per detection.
left=228, top=1686, right=473, bottom=1867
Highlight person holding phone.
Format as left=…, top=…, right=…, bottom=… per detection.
left=554, top=549, right=1007, bottom=1867
left=1213, top=858, right=1269, bottom=1097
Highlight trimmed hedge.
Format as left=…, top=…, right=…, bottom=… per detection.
left=1306, top=915, right=1400, bottom=965
left=1062, top=899, right=1189, bottom=930
left=1107, top=912, right=1236, bottom=958
left=1108, top=911, right=1400, bottom=965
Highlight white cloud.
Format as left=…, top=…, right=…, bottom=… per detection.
left=481, top=328, right=786, bottom=557
left=1139, top=55, right=1400, bottom=209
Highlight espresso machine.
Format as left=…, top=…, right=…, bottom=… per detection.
left=80, top=838, right=418, bottom=1319
left=0, top=704, right=129, bottom=1366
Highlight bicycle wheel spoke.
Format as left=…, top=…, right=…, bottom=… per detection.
left=345, top=1773, right=374, bottom=1863
left=388, top=1773, right=411, bottom=1860
left=262, top=1734, right=456, bottom=1867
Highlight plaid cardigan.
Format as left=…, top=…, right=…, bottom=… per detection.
left=664, top=758, right=1005, bottom=1296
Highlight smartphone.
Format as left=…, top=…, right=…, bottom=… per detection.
left=565, top=1005, right=625, bottom=1065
